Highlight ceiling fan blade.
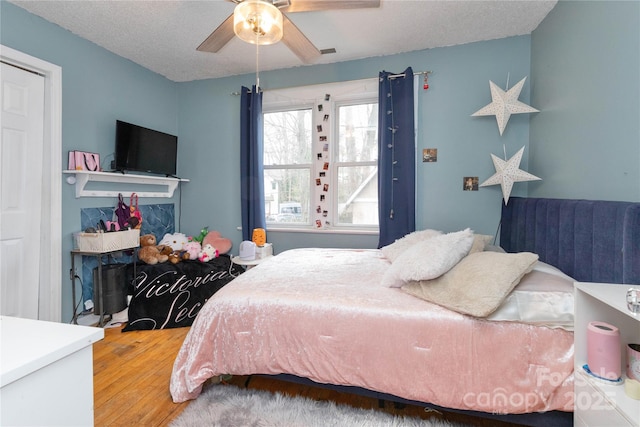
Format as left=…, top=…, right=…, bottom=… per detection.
left=281, top=15, right=322, bottom=64
left=197, top=13, right=235, bottom=53
left=281, top=0, right=380, bottom=13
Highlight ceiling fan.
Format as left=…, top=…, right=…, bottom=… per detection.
left=197, top=0, right=381, bottom=64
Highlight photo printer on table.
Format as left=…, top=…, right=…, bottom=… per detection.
left=255, top=243, right=273, bottom=259
left=584, top=320, right=624, bottom=385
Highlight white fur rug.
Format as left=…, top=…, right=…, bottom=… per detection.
left=170, top=384, right=471, bottom=427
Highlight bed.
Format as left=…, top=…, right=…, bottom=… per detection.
left=170, top=197, right=640, bottom=426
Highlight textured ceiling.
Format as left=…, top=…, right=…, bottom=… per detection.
left=10, top=0, right=558, bottom=82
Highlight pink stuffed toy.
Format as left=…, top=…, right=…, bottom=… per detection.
left=202, top=231, right=232, bottom=254
left=198, top=244, right=218, bottom=262
left=183, top=241, right=201, bottom=260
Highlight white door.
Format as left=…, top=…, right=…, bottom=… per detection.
left=0, top=62, right=45, bottom=319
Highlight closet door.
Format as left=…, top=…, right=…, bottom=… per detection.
left=0, top=61, right=45, bottom=319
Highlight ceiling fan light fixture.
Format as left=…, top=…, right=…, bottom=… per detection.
left=234, top=0, right=284, bottom=45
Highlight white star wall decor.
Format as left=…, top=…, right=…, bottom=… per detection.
left=479, top=146, right=541, bottom=204
left=472, top=77, right=539, bottom=136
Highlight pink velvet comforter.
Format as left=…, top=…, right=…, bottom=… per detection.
left=170, top=248, right=574, bottom=414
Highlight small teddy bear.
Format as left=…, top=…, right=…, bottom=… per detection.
left=168, top=252, right=183, bottom=264
left=138, top=234, right=169, bottom=265
left=157, top=244, right=173, bottom=257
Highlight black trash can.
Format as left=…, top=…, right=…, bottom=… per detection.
left=93, top=263, right=128, bottom=315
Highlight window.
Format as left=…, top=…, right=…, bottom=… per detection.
left=263, top=79, right=378, bottom=231
left=263, top=108, right=312, bottom=225
left=335, top=102, right=378, bottom=226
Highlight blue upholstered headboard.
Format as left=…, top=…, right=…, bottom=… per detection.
left=500, top=197, right=640, bottom=285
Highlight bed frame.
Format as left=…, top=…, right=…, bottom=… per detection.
left=501, top=197, right=640, bottom=285
left=257, top=197, right=640, bottom=427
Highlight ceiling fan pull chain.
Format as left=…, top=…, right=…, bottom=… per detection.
left=255, top=36, right=260, bottom=89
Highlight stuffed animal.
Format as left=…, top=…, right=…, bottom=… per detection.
left=202, top=231, right=232, bottom=255
left=192, top=227, right=209, bottom=244
left=159, top=232, right=189, bottom=252
left=157, top=245, right=173, bottom=257
left=168, top=252, right=183, bottom=264
left=138, top=234, right=169, bottom=265
left=198, top=243, right=218, bottom=262
left=150, top=242, right=179, bottom=265
left=182, top=241, right=201, bottom=260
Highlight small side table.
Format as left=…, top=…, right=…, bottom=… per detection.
left=70, top=248, right=137, bottom=327
left=231, top=256, right=272, bottom=270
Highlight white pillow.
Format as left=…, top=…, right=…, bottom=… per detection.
left=382, top=228, right=474, bottom=287
left=487, top=261, right=575, bottom=330
left=380, top=229, right=442, bottom=262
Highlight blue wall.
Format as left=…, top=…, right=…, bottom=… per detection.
left=2, top=0, right=638, bottom=322
left=1, top=1, right=180, bottom=321
left=529, top=0, right=640, bottom=201
left=177, top=37, right=534, bottom=254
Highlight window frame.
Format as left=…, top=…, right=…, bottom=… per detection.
left=262, top=79, right=379, bottom=233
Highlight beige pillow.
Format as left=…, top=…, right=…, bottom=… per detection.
left=380, top=229, right=442, bottom=262
left=469, top=234, right=493, bottom=254
left=484, top=244, right=506, bottom=253
left=401, top=251, right=539, bottom=317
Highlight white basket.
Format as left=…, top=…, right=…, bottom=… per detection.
left=74, top=229, right=140, bottom=253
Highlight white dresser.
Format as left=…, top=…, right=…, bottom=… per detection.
left=574, top=283, right=640, bottom=427
left=0, top=316, right=104, bottom=426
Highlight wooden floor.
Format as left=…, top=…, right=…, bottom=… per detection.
left=94, top=325, right=523, bottom=426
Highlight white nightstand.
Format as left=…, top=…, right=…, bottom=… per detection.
left=574, top=282, right=640, bottom=427
left=231, top=255, right=272, bottom=270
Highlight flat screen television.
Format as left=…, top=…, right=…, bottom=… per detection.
left=115, top=120, right=178, bottom=176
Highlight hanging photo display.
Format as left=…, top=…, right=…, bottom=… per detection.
left=422, top=148, right=437, bottom=162
left=315, top=95, right=331, bottom=228
left=463, top=176, right=479, bottom=191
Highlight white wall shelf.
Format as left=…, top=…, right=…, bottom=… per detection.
left=63, top=170, right=188, bottom=198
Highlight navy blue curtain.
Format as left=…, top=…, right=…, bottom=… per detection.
left=240, top=85, right=266, bottom=241
left=377, top=68, right=416, bottom=248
